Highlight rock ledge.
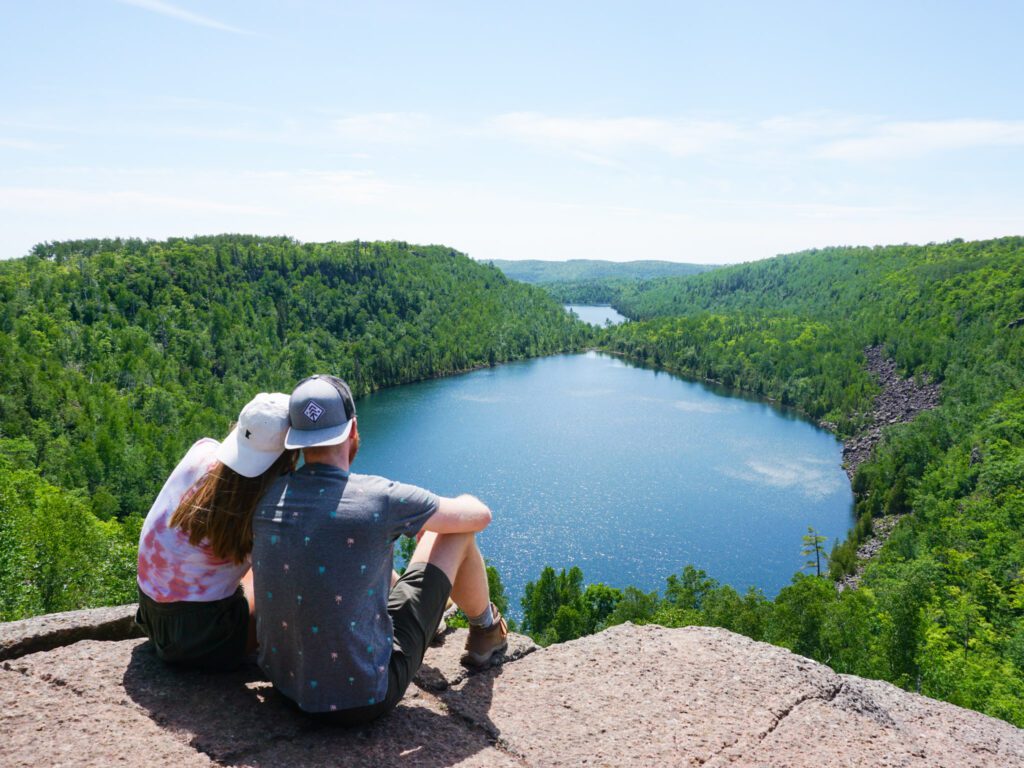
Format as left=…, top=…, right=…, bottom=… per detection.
left=2, top=607, right=1022, bottom=767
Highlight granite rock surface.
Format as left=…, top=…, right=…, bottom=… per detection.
left=2, top=607, right=1022, bottom=767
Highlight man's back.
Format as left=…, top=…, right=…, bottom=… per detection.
left=252, top=462, right=437, bottom=712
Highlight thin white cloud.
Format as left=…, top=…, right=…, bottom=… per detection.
left=333, top=113, right=432, bottom=144
left=490, top=111, right=1024, bottom=164
left=2, top=108, right=1021, bottom=263
left=817, top=119, right=1024, bottom=160
left=115, top=0, right=252, bottom=35
left=758, top=114, right=872, bottom=139
left=491, top=112, right=743, bottom=157
left=253, top=170, right=404, bottom=205
left=0, top=137, right=55, bottom=151
left=0, top=186, right=273, bottom=216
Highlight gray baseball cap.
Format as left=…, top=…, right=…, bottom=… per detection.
left=284, top=375, right=357, bottom=449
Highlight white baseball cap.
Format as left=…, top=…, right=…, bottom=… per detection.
left=216, top=392, right=290, bottom=477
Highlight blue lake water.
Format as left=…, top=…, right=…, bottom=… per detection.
left=565, top=304, right=627, bottom=326
left=355, top=352, right=852, bottom=613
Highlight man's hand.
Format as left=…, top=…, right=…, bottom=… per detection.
left=422, top=494, right=492, bottom=534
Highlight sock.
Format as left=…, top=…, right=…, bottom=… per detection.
left=467, top=604, right=494, bottom=629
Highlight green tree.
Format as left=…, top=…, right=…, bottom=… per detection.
left=521, top=566, right=586, bottom=644
left=608, top=586, right=660, bottom=626
left=801, top=526, right=828, bottom=577
left=582, top=582, right=623, bottom=634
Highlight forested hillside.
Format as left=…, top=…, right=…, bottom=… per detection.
left=0, top=235, right=590, bottom=620
left=518, top=237, right=1024, bottom=725
left=487, top=258, right=713, bottom=284
left=608, top=239, right=1024, bottom=433
left=489, top=258, right=716, bottom=305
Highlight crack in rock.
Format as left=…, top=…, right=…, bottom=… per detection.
left=697, top=681, right=846, bottom=766
left=762, top=680, right=845, bottom=740
left=2, top=659, right=91, bottom=699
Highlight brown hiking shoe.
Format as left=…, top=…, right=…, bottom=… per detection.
left=460, top=603, right=508, bottom=668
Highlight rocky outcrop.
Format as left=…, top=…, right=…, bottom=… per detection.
left=2, top=607, right=1022, bottom=767
left=0, top=604, right=144, bottom=661
left=834, top=346, right=942, bottom=591
left=840, top=345, right=942, bottom=480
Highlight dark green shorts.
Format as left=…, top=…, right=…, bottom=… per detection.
left=135, top=586, right=250, bottom=672
left=315, top=561, right=452, bottom=726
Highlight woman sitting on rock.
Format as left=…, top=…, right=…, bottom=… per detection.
left=135, top=393, right=295, bottom=670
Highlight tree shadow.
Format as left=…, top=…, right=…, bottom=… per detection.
left=122, top=640, right=500, bottom=767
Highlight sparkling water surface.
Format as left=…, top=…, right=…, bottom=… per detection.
left=355, top=352, right=852, bottom=614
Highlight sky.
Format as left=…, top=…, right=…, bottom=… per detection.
left=1, top=1, right=1022, bottom=264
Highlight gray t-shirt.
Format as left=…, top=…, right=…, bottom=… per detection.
left=252, top=463, right=438, bottom=713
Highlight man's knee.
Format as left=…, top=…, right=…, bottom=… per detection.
left=410, top=531, right=474, bottom=584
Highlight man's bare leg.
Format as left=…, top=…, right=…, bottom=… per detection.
left=408, top=530, right=489, bottom=619
left=409, top=530, right=506, bottom=666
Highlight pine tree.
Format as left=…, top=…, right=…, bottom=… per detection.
left=801, top=526, right=828, bottom=577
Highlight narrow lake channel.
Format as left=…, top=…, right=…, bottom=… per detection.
left=564, top=304, right=628, bottom=326
left=355, top=351, right=853, bottom=614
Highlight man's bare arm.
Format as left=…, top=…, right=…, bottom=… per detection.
left=421, top=494, right=492, bottom=534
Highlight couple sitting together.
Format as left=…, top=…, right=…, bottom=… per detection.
left=135, top=374, right=508, bottom=725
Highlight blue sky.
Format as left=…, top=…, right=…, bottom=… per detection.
left=2, top=1, right=1022, bottom=263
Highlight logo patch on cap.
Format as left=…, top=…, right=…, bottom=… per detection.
left=304, top=401, right=325, bottom=422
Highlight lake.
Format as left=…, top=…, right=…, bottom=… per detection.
left=355, top=352, right=852, bottom=613
left=565, top=304, right=627, bottom=326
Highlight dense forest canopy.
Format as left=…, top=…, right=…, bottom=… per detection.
left=0, top=235, right=591, bottom=619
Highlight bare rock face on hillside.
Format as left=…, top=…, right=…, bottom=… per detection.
left=840, top=345, right=942, bottom=480
left=2, top=606, right=1023, bottom=767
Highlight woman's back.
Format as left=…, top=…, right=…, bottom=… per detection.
left=137, top=438, right=251, bottom=603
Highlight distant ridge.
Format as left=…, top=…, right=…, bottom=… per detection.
left=485, top=258, right=715, bottom=284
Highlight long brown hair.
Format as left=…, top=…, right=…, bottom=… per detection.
left=169, top=450, right=297, bottom=564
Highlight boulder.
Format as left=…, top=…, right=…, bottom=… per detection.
left=0, top=603, right=143, bottom=661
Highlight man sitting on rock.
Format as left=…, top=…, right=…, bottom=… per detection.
left=251, top=374, right=508, bottom=724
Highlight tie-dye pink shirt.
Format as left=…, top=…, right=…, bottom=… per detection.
left=137, top=438, right=251, bottom=603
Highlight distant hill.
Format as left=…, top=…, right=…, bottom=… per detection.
left=486, top=259, right=716, bottom=284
